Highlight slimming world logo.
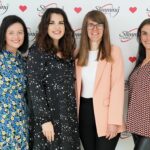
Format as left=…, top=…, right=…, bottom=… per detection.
left=95, top=4, right=120, bottom=17
left=74, top=28, right=81, bottom=40
left=146, top=8, right=150, bottom=17
left=27, top=27, right=38, bottom=42
left=0, top=0, right=9, bottom=15
left=37, top=2, right=64, bottom=17
left=119, top=28, right=137, bottom=42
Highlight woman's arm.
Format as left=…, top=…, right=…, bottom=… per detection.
left=108, top=45, right=125, bottom=125
left=27, top=45, right=55, bottom=141
left=27, top=45, right=51, bottom=125
left=106, top=45, right=125, bottom=139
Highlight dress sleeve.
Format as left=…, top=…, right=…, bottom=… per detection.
left=27, top=45, right=51, bottom=125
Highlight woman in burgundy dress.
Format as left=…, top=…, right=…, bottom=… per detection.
left=127, top=18, right=150, bottom=150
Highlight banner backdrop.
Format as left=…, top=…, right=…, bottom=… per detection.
left=1, top=0, right=149, bottom=149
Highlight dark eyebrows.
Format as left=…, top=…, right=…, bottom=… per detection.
left=49, top=21, right=64, bottom=25
left=141, top=30, right=147, bottom=34
left=49, top=20, right=64, bottom=23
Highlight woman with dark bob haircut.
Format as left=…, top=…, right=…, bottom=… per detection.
left=126, top=18, right=150, bottom=150
left=27, top=8, right=80, bottom=150
left=0, top=15, right=28, bottom=53
left=0, top=15, right=29, bottom=149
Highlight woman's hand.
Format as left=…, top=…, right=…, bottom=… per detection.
left=106, top=124, right=119, bottom=140
left=42, top=122, right=55, bottom=142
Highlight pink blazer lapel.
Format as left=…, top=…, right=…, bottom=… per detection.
left=94, top=59, right=107, bottom=93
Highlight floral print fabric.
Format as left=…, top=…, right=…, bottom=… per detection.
left=0, top=50, right=29, bottom=150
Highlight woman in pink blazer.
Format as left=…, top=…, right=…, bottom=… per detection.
left=76, top=10, right=125, bottom=150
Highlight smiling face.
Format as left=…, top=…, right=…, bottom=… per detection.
left=140, top=24, right=150, bottom=51
left=87, top=19, right=104, bottom=45
left=5, top=22, right=24, bottom=53
left=48, top=13, right=65, bottom=47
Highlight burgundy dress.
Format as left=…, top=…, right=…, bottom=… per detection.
left=127, top=62, right=150, bottom=137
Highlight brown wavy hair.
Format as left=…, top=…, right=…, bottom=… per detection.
left=36, top=8, right=76, bottom=58
left=77, top=10, right=112, bottom=66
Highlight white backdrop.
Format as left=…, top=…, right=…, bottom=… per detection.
left=1, top=0, right=150, bottom=149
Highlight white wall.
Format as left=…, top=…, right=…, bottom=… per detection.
left=1, top=0, right=149, bottom=78
left=1, top=0, right=149, bottom=149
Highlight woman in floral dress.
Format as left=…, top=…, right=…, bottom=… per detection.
left=0, top=15, right=29, bottom=149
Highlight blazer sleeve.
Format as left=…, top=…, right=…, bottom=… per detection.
left=108, top=46, right=125, bottom=125
left=27, top=45, right=51, bottom=125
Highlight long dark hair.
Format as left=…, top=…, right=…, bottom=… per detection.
left=36, top=8, right=76, bottom=58
left=0, top=15, right=28, bottom=53
left=77, top=10, right=112, bottom=66
left=128, top=18, right=150, bottom=81
left=134, top=18, right=150, bottom=68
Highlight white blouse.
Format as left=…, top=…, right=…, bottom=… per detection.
left=81, top=50, right=98, bottom=98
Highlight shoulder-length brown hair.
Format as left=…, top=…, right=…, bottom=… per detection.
left=36, top=8, right=76, bottom=58
left=77, top=10, right=112, bottom=66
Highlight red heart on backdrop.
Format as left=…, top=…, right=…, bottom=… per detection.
left=129, top=7, right=137, bottom=13
left=129, top=57, right=136, bottom=63
left=74, top=7, right=82, bottom=13
left=19, top=5, right=27, bottom=12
